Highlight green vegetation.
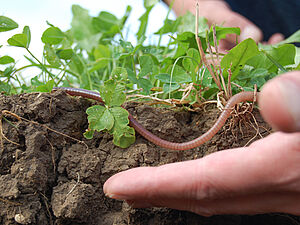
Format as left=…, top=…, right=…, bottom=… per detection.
left=0, top=1, right=299, bottom=147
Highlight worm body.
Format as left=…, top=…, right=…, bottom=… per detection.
left=52, top=87, right=258, bottom=150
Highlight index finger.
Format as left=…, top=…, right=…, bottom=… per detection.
left=103, top=132, right=300, bottom=203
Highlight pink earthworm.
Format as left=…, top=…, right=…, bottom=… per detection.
left=52, top=87, right=257, bottom=150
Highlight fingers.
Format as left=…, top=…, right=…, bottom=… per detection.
left=267, top=33, right=285, bottom=44
left=186, top=191, right=300, bottom=216
left=104, top=132, right=300, bottom=215
left=197, top=1, right=262, bottom=43
left=167, top=0, right=263, bottom=47
left=259, top=71, right=300, bottom=132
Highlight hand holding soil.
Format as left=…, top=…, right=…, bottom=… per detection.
left=104, top=71, right=300, bottom=216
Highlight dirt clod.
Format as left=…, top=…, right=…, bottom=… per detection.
left=0, top=91, right=298, bottom=225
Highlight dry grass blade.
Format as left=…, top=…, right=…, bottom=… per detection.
left=66, top=172, right=80, bottom=198
left=195, top=2, right=222, bottom=92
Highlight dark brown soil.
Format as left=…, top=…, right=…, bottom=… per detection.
left=0, top=90, right=299, bottom=225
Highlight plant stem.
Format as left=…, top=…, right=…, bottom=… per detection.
left=158, top=0, right=175, bottom=47
left=25, top=48, right=57, bottom=85
left=131, top=54, right=137, bottom=78
left=195, top=3, right=222, bottom=92
left=12, top=64, right=80, bottom=79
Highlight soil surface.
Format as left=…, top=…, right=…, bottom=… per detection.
left=0, top=90, right=299, bottom=225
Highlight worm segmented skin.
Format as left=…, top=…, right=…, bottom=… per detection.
left=52, top=87, right=258, bottom=150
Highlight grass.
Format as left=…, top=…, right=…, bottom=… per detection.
left=0, top=1, right=299, bottom=148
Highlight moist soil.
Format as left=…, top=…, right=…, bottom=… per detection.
left=0, top=90, right=299, bottom=225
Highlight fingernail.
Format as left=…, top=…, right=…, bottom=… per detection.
left=278, top=79, right=300, bottom=131
left=240, top=26, right=262, bottom=42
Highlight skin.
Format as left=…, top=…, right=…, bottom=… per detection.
left=163, top=0, right=284, bottom=49
left=104, top=71, right=300, bottom=216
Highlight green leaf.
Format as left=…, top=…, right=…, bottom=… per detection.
left=120, top=40, right=134, bottom=53
left=56, top=49, right=74, bottom=60
left=86, top=105, right=114, bottom=131
left=139, top=55, right=154, bottom=77
left=3, top=66, right=14, bottom=77
left=41, top=27, right=64, bottom=45
left=100, top=80, right=126, bottom=107
left=182, top=48, right=200, bottom=72
left=247, top=44, right=296, bottom=73
left=276, top=30, right=300, bottom=45
left=155, top=73, right=176, bottom=83
left=137, top=78, right=153, bottom=94
left=177, top=12, right=208, bottom=33
left=238, top=68, right=269, bottom=80
left=0, top=56, right=15, bottom=64
left=94, top=44, right=111, bottom=59
left=221, top=38, right=259, bottom=79
left=7, top=33, right=28, bottom=48
left=111, top=67, right=128, bottom=81
left=70, top=5, right=94, bottom=40
left=0, top=16, right=18, bottom=32
left=69, top=53, right=84, bottom=75
left=109, top=107, right=129, bottom=130
left=265, top=44, right=296, bottom=70
left=0, top=81, right=11, bottom=94
left=174, top=41, right=190, bottom=59
left=89, top=59, right=110, bottom=73
left=173, top=32, right=202, bottom=59
left=127, top=68, right=138, bottom=83
left=155, top=18, right=181, bottom=35
left=44, top=44, right=61, bottom=67
left=155, top=66, right=192, bottom=84
left=171, top=65, right=192, bottom=83
left=83, top=129, right=95, bottom=139
left=92, top=11, right=119, bottom=33
left=70, top=5, right=101, bottom=51
left=89, top=45, right=111, bottom=72
left=144, top=0, right=159, bottom=8
left=35, top=80, right=55, bottom=92
left=109, top=107, right=135, bottom=148
left=163, top=83, right=180, bottom=93
left=113, top=126, right=136, bottom=148
left=203, top=87, right=219, bottom=99
left=120, top=6, right=132, bottom=29
left=136, top=6, right=153, bottom=41
left=22, top=26, right=31, bottom=48
left=31, top=76, right=44, bottom=86
left=206, top=26, right=240, bottom=46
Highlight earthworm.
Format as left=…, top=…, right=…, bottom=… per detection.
left=52, top=87, right=258, bottom=150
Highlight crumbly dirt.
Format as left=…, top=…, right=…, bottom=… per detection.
left=0, top=90, right=299, bottom=225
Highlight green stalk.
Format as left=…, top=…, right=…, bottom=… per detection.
left=25, top=48, right=57, bottom=85
left=131, top=54, right=137, bottom=78
left=158, top=0, right=175, bottom=47
left=12, top=64, right=80, bottom=79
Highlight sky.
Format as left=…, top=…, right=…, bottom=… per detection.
left=0, top=0, right=175, bottom=78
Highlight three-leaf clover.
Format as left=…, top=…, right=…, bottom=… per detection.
left=84, top=79, right=135, bottom=148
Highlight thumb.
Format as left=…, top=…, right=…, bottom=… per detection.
left=199, top=1, right=263, bottom=43
left=259, top=71, right=300, bottom=132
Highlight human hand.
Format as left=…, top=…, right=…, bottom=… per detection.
left=103, top=71, right=300, bottom=216
left=163, top=0, right=284, bottom=50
